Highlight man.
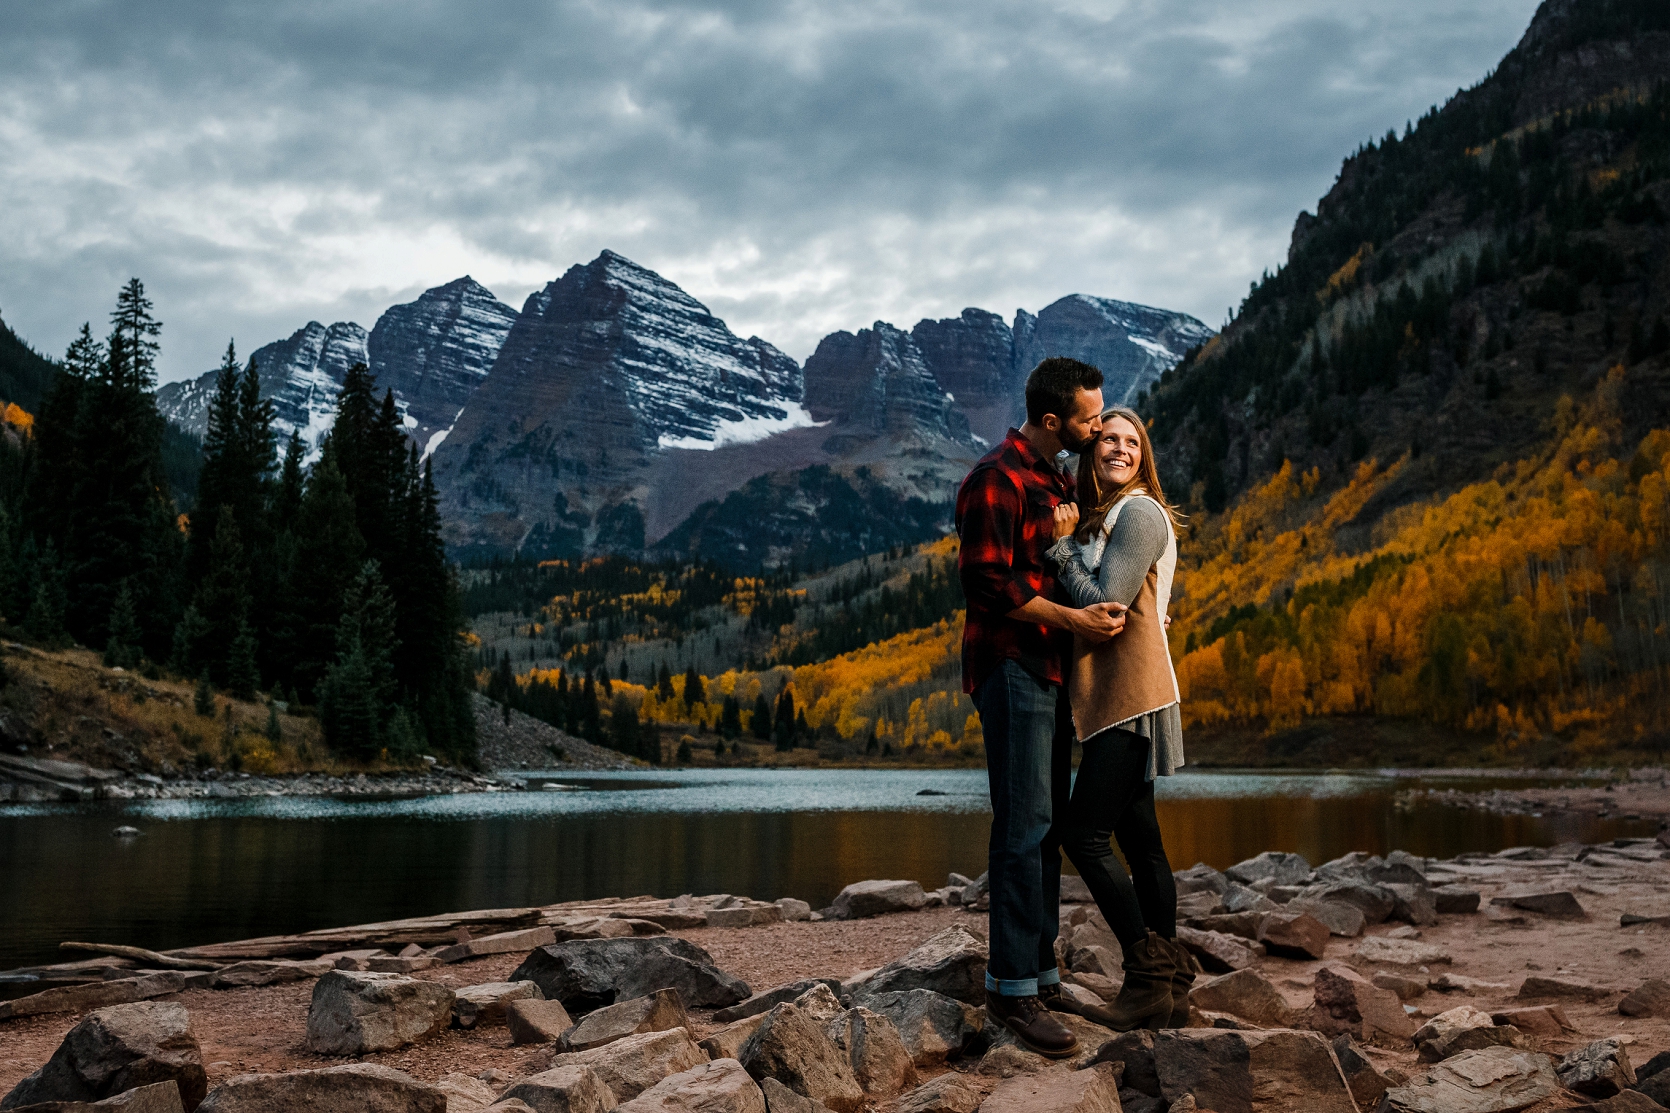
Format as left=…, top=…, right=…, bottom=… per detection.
left=956, top=356, right=1126, bottom=1058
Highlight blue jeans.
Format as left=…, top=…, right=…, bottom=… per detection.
left=972, top=659, right=1073, bottom=996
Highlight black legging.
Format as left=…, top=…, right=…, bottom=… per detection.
left=1055, top=728, right=1177, bottom=949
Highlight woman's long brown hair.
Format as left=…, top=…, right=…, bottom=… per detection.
left=1074, top=405, right=1182, bottom=544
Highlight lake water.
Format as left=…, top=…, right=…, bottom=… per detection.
left=0, top=768, right=1655, bottom=973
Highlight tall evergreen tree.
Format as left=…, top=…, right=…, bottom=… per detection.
left=751, top=692, right=772, bottom=741
left=683, top=664, right=704, bottom=708
left=103, top=582, right=141, bottom=669
left=190, top=507, right=252, bottom=687
left=318, top=560, right=400, bottom=757
left=774, top=687, right=796, bottom=751
left=274, top=454, right=364, bottom=699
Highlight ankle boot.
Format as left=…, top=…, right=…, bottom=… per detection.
left=1161, top=937, right=1199, bottom=1028
left=1101, top=932, right=1173, bottom=1032
left=985, top=989, right=1080, bottom=1059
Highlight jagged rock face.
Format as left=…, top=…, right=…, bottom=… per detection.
left=802, top=322, right=971, bottom=444
left=910, top=308, right=1018, bottom=445
left=430, top=250, right=811, bottom=556
left=157, top=322, right=370, bottom=450
left=1013, top=295, right=1215, bottom=408
left=369, top=277, right=517, bottom=454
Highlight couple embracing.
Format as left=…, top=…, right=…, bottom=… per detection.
left=955, top=357, right=1192, bottom=1058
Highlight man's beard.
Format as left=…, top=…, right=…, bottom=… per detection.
left=1059, top=424, right=1096, bottom=454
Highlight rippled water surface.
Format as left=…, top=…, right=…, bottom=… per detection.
left=1, top=767, right=1654, bottom=971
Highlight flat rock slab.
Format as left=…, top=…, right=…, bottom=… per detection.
left=5, top=1081, right=184, bottom=1113
left=507, top=999, right=575, bottom=1045
left=1256, top=912, right=1329, bottom=959
left=614, top=1058, right=765, bottom=1113
left=1226, top=851, right=1313, bottom=887
left=1489, top=1005, right=1574, bottom=1037
left=1, top=1001, right=207, bottom=1112
left=738, top=1003, right=864, bottom=1113
left=0, top=974, right=188, bottom=1021
left=498, top=1063, right=618, bottom=1113
left=1489, top=891, right=1586, bottom=919
left=1412, top=1006, right=1523, bottom=1062
left=511, top=937, right=750, bottom=1015
left=848, top=926, right=987, bottom=1006
left=1287, top=899, right=1366, bottom=938
left=304, top=971, right=454, bottom=1055
left=1378, top=1047, right=1558, bottom=1113
left=978, top=1064, right=1120, bottom=1113
left=454, top=981, right=543, bottom=1029
left=435, top=926, right=556, bottom=964
left=559, top=1027, right=706, bottom=1102
left=1433, top=887, right=1482, bottom=914
left=1175, top=926, right=1262, bottom=973
left=1583, top=1092, right=1670, bottom=1113
left=1310, top=964, right=1415, bottom=1045
left=195, top=1064, right=445, bottom=1113
left=561, top=989, right=690, bottom=1053
left=432, top=1072, right=498, bottom=1113
left=209, top=961, right=331, bottom=988
left=1353, top=937, right=1451, bottom=967
left=830, top=880, right=926, bottom=920
left=1517, top=975, right=1615, bottom=1002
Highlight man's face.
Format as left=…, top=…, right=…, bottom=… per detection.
left=1055, top=388, right=1104, bottom=454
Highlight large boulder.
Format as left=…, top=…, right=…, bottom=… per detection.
left=1556, top=1038, right=1636, bottom=1097
left=1412, top=1006, right=1523, bottom=1063
left=829, top=880, right=926, bottom=920
left=1, top=1002, right=207, bottom=1112
left=1186, top=969, right=1291, bottom=1028
left=737, top=1003, right=864, bottom=1113
left=1134, top=1028, right=1357, bottom=1112
left=1256, top=912, right=1329, bottom=959
left=303, top=971, right=454, bottom=1055
left=1308, top=882, right=1395, bottom=924
left=824, top=1008, right=916, bottom=1098
left=432, top=1073, right=498, bottom=1113
left=978, top=1065, right=1121, bottom=1113
left=1377, top=1046, right=1558, bottom=1112
left=1287, top=899, right=1366, bottom=938
left=852, top=990, right=984, bottom=1067
left=613, top=1059, right=764, bottom=1113
left=1620, top=979, right=1670, bottom=1018
left=1174, top=864, right=1230, bottom=896
left=511, top=938, right=750, bottom=1015
left=195, top=1065, right=444, bottom=1113
left=558, top=1028, right=706, bottom=1103
left=560, top=989, right=689, bottom=1053
left=1308, top=965, right=1415, bottom=1046
left=1432, top=887, right=1482, bottom=914
left=698, top=1016, right=769, bottom=1062
left=1385, top=884, right=1439, bottom=927
left=846, top=926, right=987, bottom=1005
left=1353, top=937, right=1450, bottom=967
left=1175, top=926, right=1263, bottom=973
left=497, top=1064, right=618, bottom=1113
left=1226, top=852, right=1312, bottom=887
left=453, top=981, right=542, bottom=1029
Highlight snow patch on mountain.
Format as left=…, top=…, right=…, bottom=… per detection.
left=657, top=400, right=824, bottom=451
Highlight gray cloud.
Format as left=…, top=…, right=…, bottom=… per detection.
left=0, top=0, right=1541, bottom=383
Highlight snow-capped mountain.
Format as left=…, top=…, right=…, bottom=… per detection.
left=157, top=321, right=369, bottom=449
left=803, top=321, right=974, bottom=444
left=369, top=277, right=517, bottom=455
left=156, top=279, right=517, bottom=457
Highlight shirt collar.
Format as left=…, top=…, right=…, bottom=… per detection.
left=1005, top=428, right=1068, bottom=481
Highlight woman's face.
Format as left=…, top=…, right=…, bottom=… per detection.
left=1094, top=415, right=1142, bottom=489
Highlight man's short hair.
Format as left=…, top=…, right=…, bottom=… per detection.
left=1024, top=357, right=1104, bottom=425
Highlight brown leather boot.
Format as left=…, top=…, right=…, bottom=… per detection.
left=985, top=989, right=1080, bottom=1059
left=1161, top=936, right=1199, bottom=1028
left=1039, top=981, right=1126, bottom=1031
left=1100, top=932, right=1173, bottom=1032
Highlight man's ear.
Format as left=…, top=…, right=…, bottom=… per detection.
left=1040, top=412, right=1061, bottom=434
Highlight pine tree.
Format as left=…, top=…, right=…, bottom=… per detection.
left=227, top=619, right=260, bottom=701
left=318, top=561, right=400, bottom=758
left=719, top=695, right=742, bottom=739
left=774, top=688, right=796, bottom=751
left=103, top=582, right=141, bottom=669
left=191, top=507, right=252, bottom=687
left=23, top=540, right=67, bottom=646
left=657, top=661, right=675, bottom=701
left=171, top=605, right=207, bottom=675
left=609, top=692, right=639, bottom=753
left=109, top=278, right=161, bottom=390
left=276, top=454, right=365, bottom=699
left=752, top=692, right=772, bottom=740
left=194, top=671, right=215, bottom=717
left=271, top=432, right=305, bottom=533
left=683, top=664, right=704, bottom=708
left=265, top=703, right=282, bottom=743
left=676, top=739, right=693, bottom=764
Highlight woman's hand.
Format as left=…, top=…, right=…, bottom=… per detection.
left=1052, top=502, right=1080, bottom=540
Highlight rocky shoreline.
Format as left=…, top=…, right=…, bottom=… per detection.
left=3, top=835, right=1669, bottom=1112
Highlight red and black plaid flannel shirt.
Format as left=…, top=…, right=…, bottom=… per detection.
left=955, top=428, right=1075, bottom=694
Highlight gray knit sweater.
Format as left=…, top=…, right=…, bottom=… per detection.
left=1046, top=498, right=1184, bottom=779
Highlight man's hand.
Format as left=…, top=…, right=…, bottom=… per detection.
left=1072, top=601, right=1126, bottom=643
left=1052, top=503, right=1079, bottom=540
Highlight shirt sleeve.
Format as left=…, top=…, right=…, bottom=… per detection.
left=1047, top=500, right=1168, bottom=608
left=957, top=469, right=1038, bottom=614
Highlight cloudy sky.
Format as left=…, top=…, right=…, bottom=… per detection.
left=1, top=0, right=1542, bottom=385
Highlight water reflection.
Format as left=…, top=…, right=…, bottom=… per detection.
left=0, top=769, right=1650, bottom=972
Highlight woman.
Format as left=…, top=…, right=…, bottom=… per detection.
left=1043, top=405, right=1194, bottom=1032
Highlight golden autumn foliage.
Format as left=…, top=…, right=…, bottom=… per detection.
left=1171, top=365, right=1670, bottom=750
left=2, top=402, right=33, bottom=435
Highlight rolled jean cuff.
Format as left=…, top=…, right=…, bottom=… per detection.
left=986, top=972, right=1039, bottom=996
left=1037, top=967, right=1061, bottom=988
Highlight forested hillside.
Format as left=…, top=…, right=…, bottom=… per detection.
left=1142, top=0, right=1670, bottom=760
left=0, top=281, right=476, bottom=764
